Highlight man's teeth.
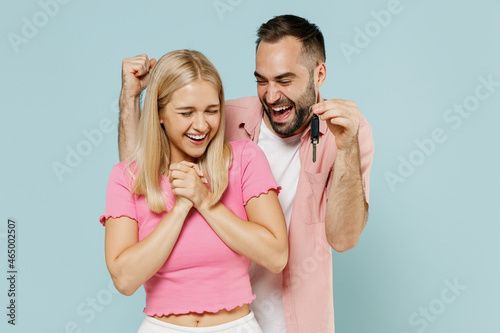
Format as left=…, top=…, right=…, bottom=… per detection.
left=272, top=105, right=292, bottom=112
left=186, top=134, right=207, bottom=140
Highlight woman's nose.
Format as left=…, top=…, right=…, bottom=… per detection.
left=192, top=113, right=208, bottom=132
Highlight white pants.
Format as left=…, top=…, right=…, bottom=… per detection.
left=137, top=311, right=262, bottom=333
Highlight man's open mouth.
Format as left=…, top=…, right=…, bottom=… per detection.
left=271, top=105, right=293, bottom=121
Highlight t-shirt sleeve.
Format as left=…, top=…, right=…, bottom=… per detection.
left=358, top=115, right=374, bottom=205
left=238, top=141, right=281, bottom=205
left=99, top=163, right=137, bottom=226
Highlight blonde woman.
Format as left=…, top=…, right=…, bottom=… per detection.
left=100, top=50, right=288, bottom=333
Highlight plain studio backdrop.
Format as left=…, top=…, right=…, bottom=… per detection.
left=1, top=0, right=499, bottom=332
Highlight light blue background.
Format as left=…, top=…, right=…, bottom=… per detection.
left=1, top=0, right=499, bottom=332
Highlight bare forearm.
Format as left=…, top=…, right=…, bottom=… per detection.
left=118, top=94, right=140, bottom=162
left=197, top=202, right=288, bottom=274
left=326, top=141, right=367, bottom=252
left=107, top=206, right=189, bottom=295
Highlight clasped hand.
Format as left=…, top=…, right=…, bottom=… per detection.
left=168, top=161, right=210, bottom=210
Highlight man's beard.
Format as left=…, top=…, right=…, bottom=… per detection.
left=261, top=76, right=317, bottom=137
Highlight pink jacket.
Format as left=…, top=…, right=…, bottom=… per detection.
left=224, top=96, right=374, bottom=333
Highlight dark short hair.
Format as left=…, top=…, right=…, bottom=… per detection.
left=256, top=15, right=326, bottom=68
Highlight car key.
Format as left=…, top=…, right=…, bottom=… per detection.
left=311, top=114, right=319, bottom=163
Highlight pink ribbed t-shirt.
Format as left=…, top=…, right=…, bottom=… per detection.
left=100, top=140, right=280, bottom=316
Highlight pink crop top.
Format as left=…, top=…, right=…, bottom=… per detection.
left=100, top=140, right=280, bottom=316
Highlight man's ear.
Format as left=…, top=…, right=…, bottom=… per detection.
left=315, top=63, right=327, bottom=89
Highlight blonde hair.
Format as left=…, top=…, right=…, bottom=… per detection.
left=128, top=50, right=232, bottom=213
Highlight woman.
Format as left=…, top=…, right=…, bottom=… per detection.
left=99, top=50, right=288, bottom=333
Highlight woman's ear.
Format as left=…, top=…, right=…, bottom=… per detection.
left=158, top=110, right=164, bottom=124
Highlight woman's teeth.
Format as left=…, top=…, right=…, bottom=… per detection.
left=186, top=134, right=207, bottom=141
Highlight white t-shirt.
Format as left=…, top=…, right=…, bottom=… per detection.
left=249, top=120, right=301, bottom=332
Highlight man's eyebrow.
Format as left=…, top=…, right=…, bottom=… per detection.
left=254, top=71, right=297, bottom=80
left=275, top=72, right=297, bottom=80
left=254, top=71, right=265, bottom=79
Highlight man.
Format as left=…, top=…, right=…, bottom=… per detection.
left=118, top=15, right=373, bottom=333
